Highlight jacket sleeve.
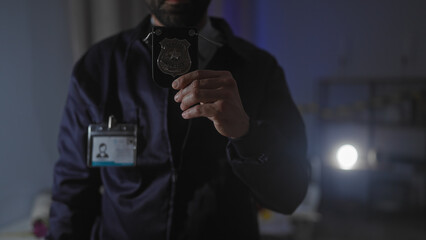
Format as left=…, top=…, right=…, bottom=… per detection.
left=47, top=59, right=102, bottom=240
left=226, top=60, right=310, bottom=214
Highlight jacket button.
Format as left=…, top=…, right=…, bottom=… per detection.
left=258, top=154, right=268, bottom=163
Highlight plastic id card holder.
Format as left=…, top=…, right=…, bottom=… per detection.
left=87, top=116, right=137, bottom=167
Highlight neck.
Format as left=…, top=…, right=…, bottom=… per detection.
left=151, top=14, right=208, bottom=30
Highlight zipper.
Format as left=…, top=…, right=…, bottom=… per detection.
left=165, top=89, right=193, bottom=240
left=164, top=88, right=175, bottom=240
left=178, top=119, right=192, bottom=171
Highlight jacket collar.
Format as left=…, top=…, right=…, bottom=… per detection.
left=133, top=16, right=246, bottom=57
left=209, top=17, right=247, bottom=59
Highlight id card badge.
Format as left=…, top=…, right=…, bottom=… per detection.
left=87, top=116, right=137, bottom=167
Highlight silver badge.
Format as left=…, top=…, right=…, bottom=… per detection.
left=157, top=38, right=192, bottom=77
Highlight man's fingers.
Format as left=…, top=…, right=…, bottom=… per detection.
left=172, top=70, right=229, bottom=90
left=181, top=103, right=217, bottom=119
left=179, top=89, right=225, bottom=111
left=174, top=77, right=233, bottom=102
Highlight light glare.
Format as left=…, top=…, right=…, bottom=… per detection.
left=336, top=144, right=358, bottom=170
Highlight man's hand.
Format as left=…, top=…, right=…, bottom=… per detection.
left=172, top=70, right=249, bottom=139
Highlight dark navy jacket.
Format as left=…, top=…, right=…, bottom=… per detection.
left=48, top=17, right=309, bottom=240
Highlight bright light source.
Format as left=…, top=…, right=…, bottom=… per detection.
left=336, top=144, right=358, bottom=170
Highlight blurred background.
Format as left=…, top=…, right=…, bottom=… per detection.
left=0, top=0, right=425, bottom=239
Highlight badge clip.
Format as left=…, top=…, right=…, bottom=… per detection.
left=108, top=115, right=116, bottom=129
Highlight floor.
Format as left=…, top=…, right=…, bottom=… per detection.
left=312, top=211, right=426, bottom=240
left=262, top=206, right=426, bottom=240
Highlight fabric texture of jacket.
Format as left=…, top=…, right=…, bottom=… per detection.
left=48, top=17, right=309, bottom=240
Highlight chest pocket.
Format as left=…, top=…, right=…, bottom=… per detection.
left=120, top=104, right=172, bottom=167
left=121, top=107, right=147, bottom=165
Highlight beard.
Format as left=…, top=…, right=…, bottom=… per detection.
left=146, top=0, right=211, bottom=27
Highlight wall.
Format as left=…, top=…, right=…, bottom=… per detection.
left=252, top=0, right=426, bottom=157
left=0, top=0, right=72, bottom=226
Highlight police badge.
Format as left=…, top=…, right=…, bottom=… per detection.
left=157, top=38, right=191, bottom=77
left=152, top=26, right=198, bottom=88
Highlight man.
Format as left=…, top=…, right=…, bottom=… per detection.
left=48, top=0, right=309, bottom=239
